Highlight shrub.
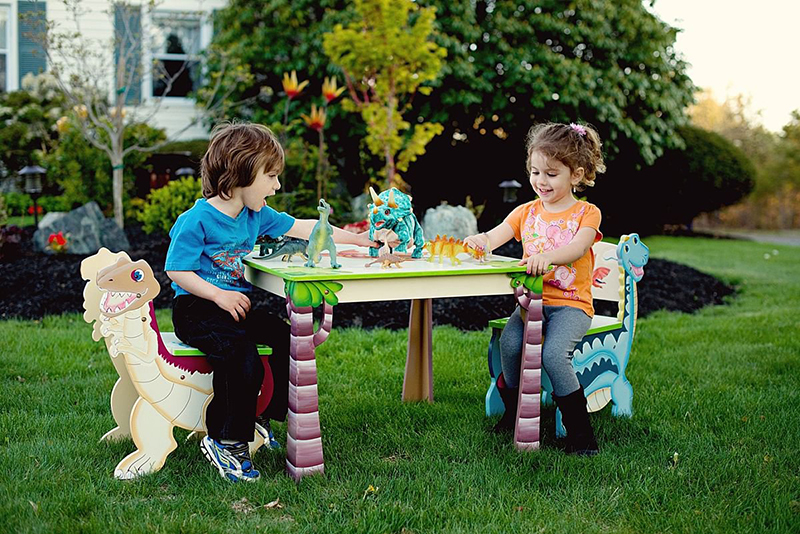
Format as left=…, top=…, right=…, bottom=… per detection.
left=593, top=125, right=756, bottom=236
left=1, top=192, right=32, bottom=217
left=37, top=195, right=75, bottom=213
left=0, top=195, right=7, bottom=226
left=137, top=176, right=202, bottom=236
left=156, top=139, right=209, bottom=160
left=0, top=225, right=25, bottom=261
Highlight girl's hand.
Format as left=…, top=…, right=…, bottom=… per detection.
left=464, top=233, right=489, bottom=253
left=519, top=253, right=554, bottom=276
left=213, top=289, right=251, bottom=322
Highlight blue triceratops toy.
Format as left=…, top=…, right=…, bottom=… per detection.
left=368, top=187, right=425, bottom=258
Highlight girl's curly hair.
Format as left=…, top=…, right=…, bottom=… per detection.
left=525, top=122, right=606, bottom=190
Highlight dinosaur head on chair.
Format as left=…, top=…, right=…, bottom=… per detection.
left=95, top=256, right=161, bottom=318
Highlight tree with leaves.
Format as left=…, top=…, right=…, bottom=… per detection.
left=323, top=0, right=446, bottom=191
left=39, top=0, right=252, bottom=228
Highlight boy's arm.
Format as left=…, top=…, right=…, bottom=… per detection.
left=166, top=271, right=251, bottom=322
left=285, top=219, right=379, bottom=248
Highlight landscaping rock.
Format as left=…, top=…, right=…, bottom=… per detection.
left=33, top=201, right=130, bottom=254
left=422, top=204, right=478, bottom=240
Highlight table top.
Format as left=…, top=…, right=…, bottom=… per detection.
left=244, top=244, right=527, bottom=282
left=244, top=245, right=530, bottom=303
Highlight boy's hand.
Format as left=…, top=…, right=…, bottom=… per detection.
left=213, top=289, right=251, bottom=322
left=519, top=253, right=554, bottom=276
left=354, top=230, right=382, bottom=249
left=373, top=229, right=400, bottom=249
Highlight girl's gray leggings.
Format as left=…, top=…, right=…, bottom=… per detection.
left=499, top=305, right=592, bottom=396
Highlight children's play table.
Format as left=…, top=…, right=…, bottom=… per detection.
left=244, top=245, right=542, bottom=481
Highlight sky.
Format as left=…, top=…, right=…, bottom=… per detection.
left=649, top=0, right=799, bottom=132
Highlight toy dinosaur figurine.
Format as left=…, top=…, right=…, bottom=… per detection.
left=253, top=235, right=309, bottom=262
left=368, top=187, right=425, bottom=259
left=364, top=251, right=414, bottom=269
left=80, top=249, right=285, bottom=479
left=424, top=234, right=487, bottom=265
left=306, top=199, right=341, bottom=269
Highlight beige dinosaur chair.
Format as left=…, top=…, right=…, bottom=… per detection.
left=81, top=248, right=272, bottom=479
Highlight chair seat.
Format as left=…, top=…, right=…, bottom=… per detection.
left=160, top=332, right=272, bottom=356
left=489, top=314, right=622, bottom=336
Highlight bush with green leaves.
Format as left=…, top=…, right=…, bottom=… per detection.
left=40, top=119, right=165, bottom=216
left=1, top=192, right=33, bottom=217
left=137, top=176, right=203, bottom=236
left=156, top=139, right=209, bottom=160
left=37, top=195, right=75, bottom=213
left=595, top=125, right=755, bottom=235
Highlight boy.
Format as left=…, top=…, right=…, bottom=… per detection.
left=165, top=122, right=376, bottom=482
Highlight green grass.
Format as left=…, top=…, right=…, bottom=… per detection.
left=6, top=215, right=36, bottom=227
left=1, top=236, right=799, bottom=533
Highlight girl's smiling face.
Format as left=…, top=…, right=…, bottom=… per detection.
left=528, top=151, right=583, bottom=210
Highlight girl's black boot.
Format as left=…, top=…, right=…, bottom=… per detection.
left=553, top=386, right=599, bottom=456
left=493, top=375, right=519, bottom=433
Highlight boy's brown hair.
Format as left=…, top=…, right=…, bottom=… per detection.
left=525, top=122, right=606, bottom=191
left=200, top=122, right=285, bottom=200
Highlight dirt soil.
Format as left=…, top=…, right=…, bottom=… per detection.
left=1, top=224, right=736, bottom=328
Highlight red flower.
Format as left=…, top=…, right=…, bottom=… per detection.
left=27, top=205, right=43, bottom=215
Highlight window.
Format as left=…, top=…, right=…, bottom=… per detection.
left=151, top=12, right=201, bottom=98
left=0, top=5, right=9, bottom=92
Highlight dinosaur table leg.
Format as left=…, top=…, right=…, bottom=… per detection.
left=513, top=286, right=543, bottom=451
left=285, top=298, right=330, bottom=481
left=403, top=298, right=434, bottom=402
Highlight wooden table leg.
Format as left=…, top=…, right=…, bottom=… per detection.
left=403, top=298, right=434, bottom=402
left=286, top=299, right=325, bottom=481
left=514, top=289, right=543, bottom=451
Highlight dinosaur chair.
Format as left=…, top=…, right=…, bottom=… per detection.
left=81, top=248, right=273, bottom=479
left=486, top=234, right=649, bottom=441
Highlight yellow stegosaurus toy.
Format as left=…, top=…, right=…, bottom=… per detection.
left=424, top=235, right=487, bottom=265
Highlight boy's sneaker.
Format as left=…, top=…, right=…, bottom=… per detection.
left=200, top=436, right=260, bottom=482
left=256, top=417, right=282, bottom=449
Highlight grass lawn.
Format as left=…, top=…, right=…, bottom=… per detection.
left=6, top=215, right=36, bottom=227
left=1, top=236, right=798, bottom=533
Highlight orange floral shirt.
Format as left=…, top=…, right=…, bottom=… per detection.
left=504, top=199, right=602, bottom=316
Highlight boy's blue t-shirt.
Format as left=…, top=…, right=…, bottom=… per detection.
left=165, top=198, right=295, bottom=297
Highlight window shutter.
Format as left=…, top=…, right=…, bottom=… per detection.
left=18, top=1, right=47, bottom=85
left=114, top=3, right=141, bottom=105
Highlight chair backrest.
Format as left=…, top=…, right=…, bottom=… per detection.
left=589, top=241, right=622, bottom=304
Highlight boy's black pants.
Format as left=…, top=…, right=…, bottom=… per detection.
left=172, top=294, right=290, bottom=442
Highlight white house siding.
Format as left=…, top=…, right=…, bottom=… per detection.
left=11, top=0, right=227, bottom=140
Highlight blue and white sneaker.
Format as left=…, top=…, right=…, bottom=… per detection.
left=200, top=436, right=260, bottom=482
left=256, top=418, right=282, bottom=449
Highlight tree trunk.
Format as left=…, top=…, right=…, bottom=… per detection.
left=112, top=157, right=124, bottom=229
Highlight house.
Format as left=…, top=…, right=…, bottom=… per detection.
left=1, top=0, right=227, bottom=140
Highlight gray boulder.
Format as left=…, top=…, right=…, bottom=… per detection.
left=422, top=204, right=478, bottom=240
left=33, top=201, right=130, bottom=254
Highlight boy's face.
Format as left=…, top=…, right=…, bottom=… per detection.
left=241, top=166, right=281, bottom=211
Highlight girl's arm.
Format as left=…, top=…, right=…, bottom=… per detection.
left=464, top=222, right=516, bottom=253
left=166, top=270, right=251, bottom=322
left=520, top=227, right=597, bottom=275
left=285, top=219, right=379, bottom=248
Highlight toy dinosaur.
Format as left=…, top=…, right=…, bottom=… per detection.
left=550, top=233, right=649, bottom=436
left=253, top=235, right=309, bottom=262
left=364, top=251, right=414, bottom=269
left=305, top=199, right=341, bottom=269
left=424, top=234, right=487, bottom=265
left=368, top=187, right=425, bottom=259
left=80, top=249, right=298, bottom=479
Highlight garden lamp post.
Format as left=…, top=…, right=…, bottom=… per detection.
left=19, top=165, right=46, bottom=226
left=499, top=179, right=522, bottom=203
left=175, top=167, right=195, bottom=178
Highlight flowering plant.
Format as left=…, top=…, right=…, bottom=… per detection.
left=28, top=205, right=43, bottom=215
left=47, top=231, right=69, bottom=254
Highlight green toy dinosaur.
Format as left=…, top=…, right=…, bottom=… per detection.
left=305, top=199, right=341, bottom=269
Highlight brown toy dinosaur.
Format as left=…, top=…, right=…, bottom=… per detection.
left=364, top=251, right=414, bottom=269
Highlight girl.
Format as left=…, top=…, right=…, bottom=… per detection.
left=465, top=122, right=605, bottom=455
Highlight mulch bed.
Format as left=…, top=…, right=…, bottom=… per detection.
left=0, top=224, right=736, bottom=328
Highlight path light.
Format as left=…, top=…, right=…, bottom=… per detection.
left=19, top=165, right=46, bottom=226
left=175, top=167, right=195, bottom=178
left=499, top=179, right=522, bottom=203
